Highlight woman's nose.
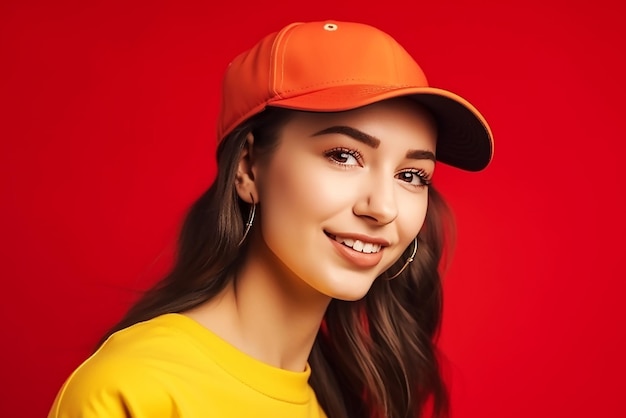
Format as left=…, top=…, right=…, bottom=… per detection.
left=352, top=175, right=398, bottom=225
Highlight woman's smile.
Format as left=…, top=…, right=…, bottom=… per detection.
left=325, top=231, right=386, bottom=268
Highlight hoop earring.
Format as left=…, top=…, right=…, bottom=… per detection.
left=385, top=237, right=418, bottom=280
left=237, top=194, right=256, bottom=246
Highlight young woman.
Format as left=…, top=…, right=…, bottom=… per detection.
left=49, top=20, right=493, bottom=418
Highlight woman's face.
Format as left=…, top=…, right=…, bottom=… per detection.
left=251, top=98, right=437, bottom=301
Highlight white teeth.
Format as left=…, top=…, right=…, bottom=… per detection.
left=333, top=236, right=382, bottom=253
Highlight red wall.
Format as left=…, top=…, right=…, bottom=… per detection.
left=2, top=0, right=625, bottom=416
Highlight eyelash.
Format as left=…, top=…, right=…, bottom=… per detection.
left=397, top=169, right=431, bottom=188
left=324, top=147, right=432, bottom=188
left=324, top=147, right=363, bottom=167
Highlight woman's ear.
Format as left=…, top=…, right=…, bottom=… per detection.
left=235, top=132, right=259, bottom=204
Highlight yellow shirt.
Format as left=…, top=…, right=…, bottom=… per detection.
left=48, top=313, right=327, bottom=418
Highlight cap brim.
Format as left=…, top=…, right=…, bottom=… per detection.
left=267, top=85, right=493, bottom=171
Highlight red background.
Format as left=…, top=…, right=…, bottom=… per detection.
left=2, top=0, right=625, bottom=417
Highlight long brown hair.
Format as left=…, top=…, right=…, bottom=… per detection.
left=101, top=106, right=453, bottom=418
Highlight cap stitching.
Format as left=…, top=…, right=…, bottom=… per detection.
left=279, top=82, right=415, bottom=95
left=270, top=23, right=301, bottom=100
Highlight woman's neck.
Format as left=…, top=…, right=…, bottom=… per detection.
left=184, top=239, right=331, bottom=372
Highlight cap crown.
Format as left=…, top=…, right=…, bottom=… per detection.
left=217, top=21, right=429, bottom=140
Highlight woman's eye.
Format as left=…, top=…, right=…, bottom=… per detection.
left=325, top=148, right=361, bottom=166
left=396, top=170, right=430, bottom=187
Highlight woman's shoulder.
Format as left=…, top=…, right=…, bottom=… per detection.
left=47, top=314, right=213, bottom=418
left=66, top=313, right=212, bottom=377
left=101, top=313, right=202, bottom=354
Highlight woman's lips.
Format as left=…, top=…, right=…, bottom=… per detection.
left=325, top=231, right=386, bottom=268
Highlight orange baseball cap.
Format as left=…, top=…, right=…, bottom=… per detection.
left=217, top=20, right=493, bottom=171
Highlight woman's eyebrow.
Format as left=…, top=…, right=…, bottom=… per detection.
left=311, top=126, right=380, bottom=148
left=406, top=149, right=436, bottom=161
left=312, top=125, right=435, bottom=161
